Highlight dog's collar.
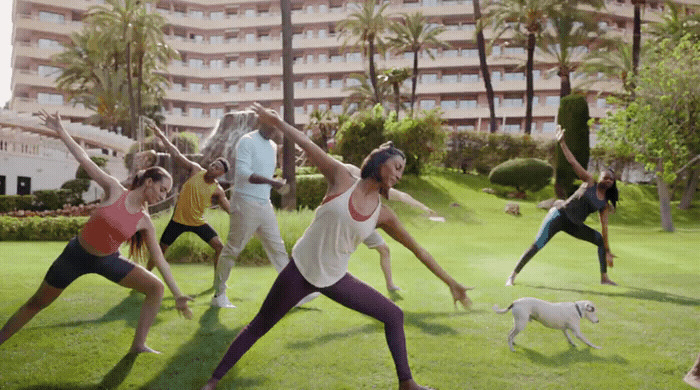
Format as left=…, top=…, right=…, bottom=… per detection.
left=575, top=303, right=583, bottom=318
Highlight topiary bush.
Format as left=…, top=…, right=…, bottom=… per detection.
left=333, top=104, right=387, bottom=167
left=32, top=189, right=72, bottom=211
left=271, top=174, right=327, bottom=210
left=385, top=108, right=446, bottom=175
left=556, top=94, right=590, bottom=197
left=488, top=158, right=554, bottom=193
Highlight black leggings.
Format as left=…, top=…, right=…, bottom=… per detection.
left=212, top=260, right=411, bottom=382
left=514, top=208, right=607, bottom=274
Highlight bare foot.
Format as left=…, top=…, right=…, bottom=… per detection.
left=130, top=345, right=162, bottom=354
left=505, top=272, right=517, bottom=286
left=600, top=276, right=617, bottom=286
left=201, top=378, right=219, bottom=390
left=399, top=379, right=435, bottom=390
left=387, top=285, right=401, bottom=291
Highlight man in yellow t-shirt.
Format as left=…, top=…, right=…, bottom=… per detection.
left=147, top=123, right=231, bottom=278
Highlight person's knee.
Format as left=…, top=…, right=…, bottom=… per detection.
left=25, top=293, right=53, bottom=312
left=593, top=231, right=604, bottom=247
left=386, top=304, right=404, bottom=325
left=144, top=277, right=165, bottom=298
left=210, top=239, right=224, bottom=253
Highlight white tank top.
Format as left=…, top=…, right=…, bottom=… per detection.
left=292, top=180, right=381, bottom=287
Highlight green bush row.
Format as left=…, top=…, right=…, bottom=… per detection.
left=0, top=216, right=87, bottom=241
left=270, top=174, right=327, bottom=210
left=443, top=132, right=556, bottom=175
left=0, top=195, right=33, bottom=213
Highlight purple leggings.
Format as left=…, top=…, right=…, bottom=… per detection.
left=212, top=259, right=411, bottom=382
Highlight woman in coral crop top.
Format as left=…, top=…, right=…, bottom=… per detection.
left=0, top=111, right=193, bottom=355
left=201, top=104, right=473, bottom=390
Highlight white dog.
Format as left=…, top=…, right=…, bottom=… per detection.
left=493, top=297, right=601, bottom=351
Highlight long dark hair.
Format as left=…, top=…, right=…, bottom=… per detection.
left=128, top=166, right=171, bottom=261
left=604, top=168, right=619, bottom=210
left=360, top=141, right=406, bottom=198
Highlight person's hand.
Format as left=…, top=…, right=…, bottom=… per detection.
left=144, top=118, right=165, bottom=139
left=38, top=110, right=64, bottom=133
left=175, top=295, right=194, bottom=319
left=250, top=102, right=282, bottom=129
left=555, top=125, right=565, bottom=143
left=276, top=179, right=290, bottom=195
left=606, top=251, right=616, bottom=268
left=450, top=281, right=474, bottom=309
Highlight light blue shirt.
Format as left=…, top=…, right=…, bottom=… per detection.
left=233, top=130, right=277, bottom=203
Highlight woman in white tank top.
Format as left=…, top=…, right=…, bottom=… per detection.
left=201, top=104, right=472, bottom=390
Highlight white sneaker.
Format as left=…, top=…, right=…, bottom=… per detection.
left=505, top=274, right=516, bottom=287
left=295, top=292, right=321, bottom=307
left=211, top=293, right=236, bottom=308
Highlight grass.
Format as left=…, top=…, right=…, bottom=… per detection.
left=1, top=169, right=698, bottom=389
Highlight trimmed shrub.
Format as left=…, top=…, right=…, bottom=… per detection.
left=488, top=158, right=554, bottom=193
left=271, top=174, right=327, bottom=210
left=0, top=195, right=33, bottom=213
left=61, top=179, right=90, bottom=205
left=76, top=156, right=108, bottom=180
left=32, top=189, right=72, bottom=211
left=334, top=104, right=387, bottom=167
left=385, top=109, right=447, bottom=175
left=556, top=94, right=590, bottom=197
left=0, top=216, right=87, bottom=241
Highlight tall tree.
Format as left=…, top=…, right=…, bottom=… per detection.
left=580, top=38, right=637, bottom=98
left=536, top=2, right=605, bottom=97
left=281, top=0, right=296, bottom=209
left=343, top=73, right=390, bottom=110
left=338, top=0, right=391, bottom=104
left=473, top=0, right=497, bottom=132
left=630, top=0, right=645, bottom=99
left=598, top=35, right=700, bottom=232
left=489, top=0, right=560, bottom=134
left=378, top=67, right=411, bottom=116
left=646, top=1, right=700, bottom=44
left=387, top=12, right=448, bottom=114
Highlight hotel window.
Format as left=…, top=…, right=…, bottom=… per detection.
left=210, top=59, right=224, bottom=69
left=319, top=104, right=328, bottom=111
left=294, top=81, right=304, bottom=89
left=542, top=122, right=557, bottom=133
left=295, top=106, right=304, bottom=115
left=307, top=104, right=314, bottom=112
left=172, top=107, right=183, bottom=116
left=457, top=125, right=475, bottom=132
left=420, top=100, right=436, bottom=110
left=306, top=79, right=315, bottom=89
left=318, top=78, right=328, bottom=88
left=318, top=54, right=328, bottom=63
left=38, top=65, right=61, bottom=77
left=209, top=84, right=223, bottom=93
left=190, top=83, right=203, bottom=93
left=306, top=54, right=315, bottom=63
left=259, top=58, right=270, bottom=66
left=244, top=58, right=256, bottom=67
left=245, top=9, right=256, bottom=17
left=491, top=71, right=501, bottom=81
left=318, top=29, right=328, bottom=38
left=459, top=99, right=477, bottom=109
left=228, top=84, right=238, bottom=92
left=244, top=82, right=255, bottom=92
left=441, top=100, right=458, bottom=110
left=442, top=74, right=459, bottom=83
left=210, top=11, right=224, bottom=20
left=260, top=82, right=270, bottom=91
left=173, top=83, right=183, bottom=91
left=211, top=36, right=224, bottom=44
left=443, top=49, right=459, bottom=57
left=190, top=10, right=204, bottom=19
left=461, top=48, right=478, bottom=57
left=504, top=47, right=525, bottom=55
left=347, top=52, right=362, bottom=62
left=545, top=96, right=560, bottom=106
left=210, top=108, right=225, bottom=118
left=191, top=34, right=204, bottom=43
left=37, top=93, right=64, bottom=105
left=330, top=78, right=343, bottom=88
left=306, top=30, right=314, bottom=39
left=504, top=72, right=524, bottom=81
left=38, top=38, right=61, bottom=48
left=188, top=59, right=204, bottom=68
left=39, top=11, right=65, bottom=23
left=331, top=54, right=344, bottom=63
left=331, top=104, right=343, bottom=114
left=245, top=33, right=256, bottom=42
left=492, top=45, right=501, bottom=55
left=503, top=123, right=521, bottom=133
left=189, top=107, right=203, bottom=118
left=503, top=97, right=523, bottom=107
left=421, top=73, right=437, bottom=84
left=462, top=74, right=479, bottom=83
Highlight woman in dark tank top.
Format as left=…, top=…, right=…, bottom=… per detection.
left=505, top=126, right=619, bottom=287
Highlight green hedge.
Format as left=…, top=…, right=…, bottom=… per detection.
left=0, top=216, right=87, bottom=241
left=271, top=174, right=327, bottom=210
left=0, top=195, right=34, bottom=213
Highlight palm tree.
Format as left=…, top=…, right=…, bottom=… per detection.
left=387, top=12, right=449, bottom=114
left=306, top=109, right=336, bottom=152
left=343, top=73, right=390, bottom=110
left=647, top=1, right=700, bottom=44
left=337, top=0, right=391, bottom=104
left=378, top=67, right=411, bottom=115
left=473, top=0, right=497, bottom=132
left=489, top=0, right=560, bottom=134
left=536, top=3, right=605, bottom=97
left=281, top=0, right=296, bottom=209
left=580, top=39, right=637, bottom=98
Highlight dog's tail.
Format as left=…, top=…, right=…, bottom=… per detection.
left=492, top=303, right=513, bottom=314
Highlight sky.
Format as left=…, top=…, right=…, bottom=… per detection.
left=1, top=1, right=13, bottom=106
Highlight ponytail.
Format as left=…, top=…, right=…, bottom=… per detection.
left=129, top=166, right=171, bottom=261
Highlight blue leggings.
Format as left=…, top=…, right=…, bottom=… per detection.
left=212, top=260, right=411, bottom=382
left=514, top=208, right=607, bottom=274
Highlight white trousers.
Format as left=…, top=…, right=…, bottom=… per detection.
left=216, top=193, right=289, bottom=295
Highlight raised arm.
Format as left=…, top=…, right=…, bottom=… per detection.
left=39, top=110, right=120, bottom=191
left=387, top=188, right=436, bottom=215
left=556, top=126, right=594, bottom=185
left=250, top=103, right=348, bottom=188
left=147, top=120, right=201, bottom=175
left=377, top=205, right=472, bottom=308
left=141, top=218, right=193, bottom=318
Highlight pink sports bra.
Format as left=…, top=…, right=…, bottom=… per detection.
left=80, top=191, right=145, bottom=254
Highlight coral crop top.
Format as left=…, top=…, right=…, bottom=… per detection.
left=80, top=191, right=146, bottom=254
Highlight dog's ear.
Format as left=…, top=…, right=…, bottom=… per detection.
left=586, top=303, right=596, bottom=312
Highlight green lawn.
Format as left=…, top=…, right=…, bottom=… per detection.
left=1, top=170, right=698, bottom=389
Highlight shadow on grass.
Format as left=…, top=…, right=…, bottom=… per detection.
left=141, top=306, right=267, bottom=389
left=528, top=284, right=700, bottom=307
left=18, top=352, right=138, bottom=390
left=519, top=345, right=629, bottom=366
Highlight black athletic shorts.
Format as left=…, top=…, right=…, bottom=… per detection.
left=160, top=219, right=218, bottom=246
left=44, top=237, right=136, bottom=289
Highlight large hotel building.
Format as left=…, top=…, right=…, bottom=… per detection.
left=8, top=0, right=694, bottom=139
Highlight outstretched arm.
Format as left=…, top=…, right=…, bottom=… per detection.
left=147, top=120, right=201, bottom=175
left=39, top=110, right=120, bottom=192
left=213, top=185, right=231, bottom=214
left=141, top=218, right=193, bottom=318
left=377, top=205, right=472, bottom=308
left=556, top=126, right=594, bottom=185
left=251, top=103, right=349, bottom=190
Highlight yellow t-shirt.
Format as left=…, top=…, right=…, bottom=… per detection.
left=173, top=170, right=218, bottom=226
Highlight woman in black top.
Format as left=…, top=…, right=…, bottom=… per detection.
left=506, top=126, right=619, bottom=286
